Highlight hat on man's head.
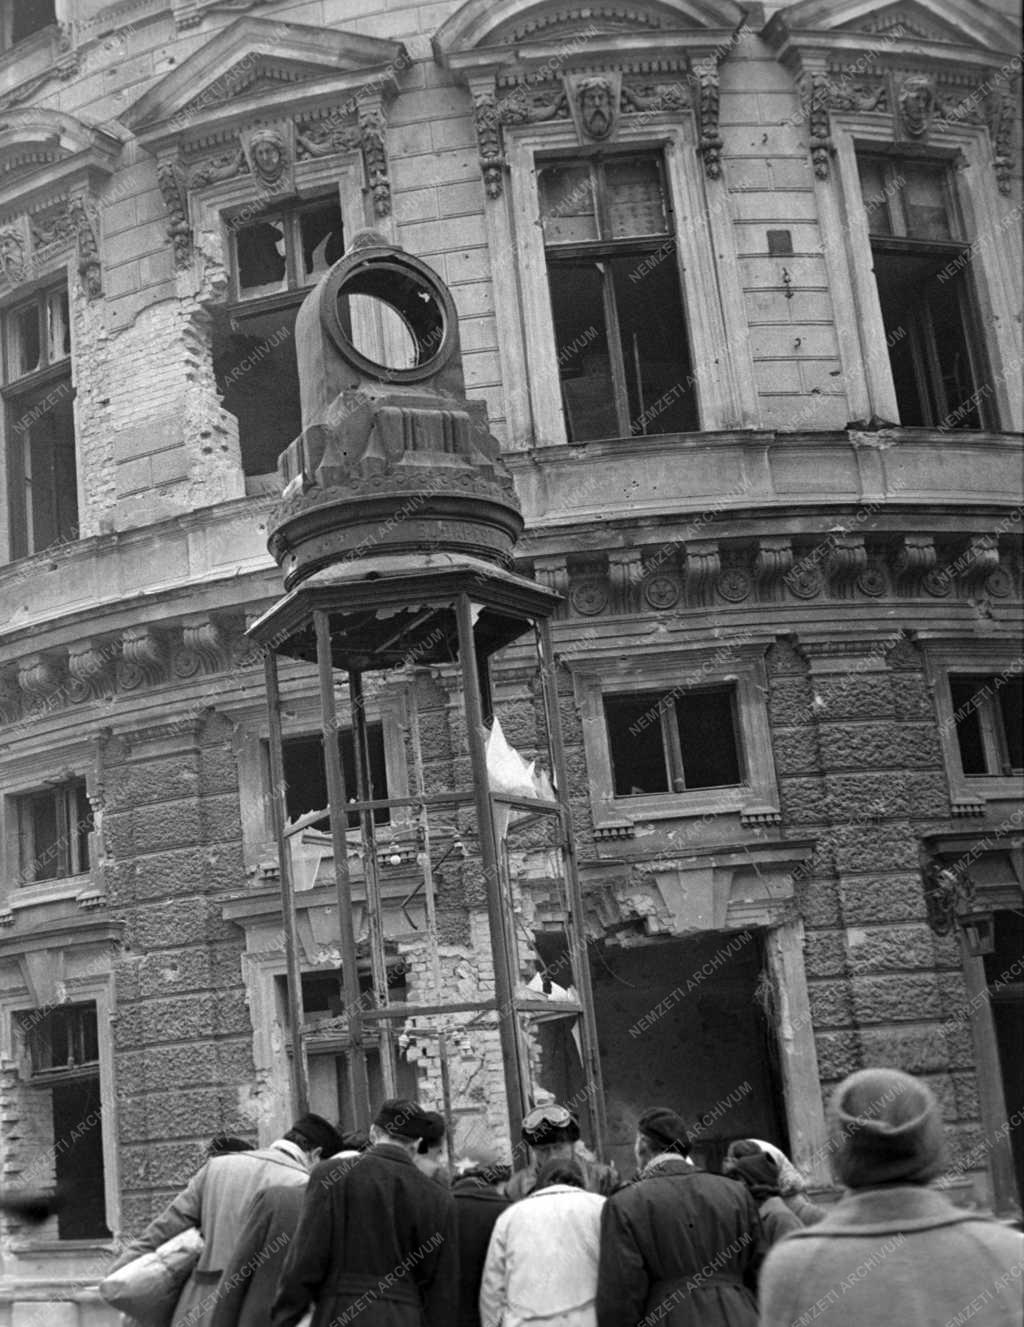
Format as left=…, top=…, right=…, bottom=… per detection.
left=637, top=1107, right=691, bottom=1156
left=290, top=1113, right=345, bottom=1157
left=374, top=1098, right=434, bottom=1140
left=830, top=1067, right=946, bottom=1189
left=417, top=1111, right=446, bottom=1154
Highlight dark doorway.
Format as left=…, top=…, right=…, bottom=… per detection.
left=984, top=910, right=1024, bottom=1206
left=590, top=930, right=788, bottom=1179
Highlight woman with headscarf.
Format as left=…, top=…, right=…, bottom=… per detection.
left=721, top=1142, right=802, bottom=1244
left=743, top=1138, right=826, bottom=1226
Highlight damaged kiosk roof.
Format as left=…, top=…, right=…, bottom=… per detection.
left=246, top=551, right=561, bottom=671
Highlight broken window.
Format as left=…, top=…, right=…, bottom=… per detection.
left=539, top=152, right=697, bottom=441
left=14, top=1002, right=110, bottom=1240
left=16, top=777, right=93, bottom=885
left=950, top=674, right=1023, bottom=777
left=857, top=155, right=992, bottom=430
left=280, top=725, right=390, bottom=830
left=3, top=283, right=78, bottom=559
left=217, top=194, right=344, bottom=476
left=277, top=965, right=416, bottom=1132
left=603, top=685, right=742, bottom=796
left=2, top=0, right=56, bottom=48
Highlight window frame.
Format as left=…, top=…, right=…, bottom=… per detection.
left=1, top=276, right=79, bottom=560
left=1, top=973, right=120, bottom=1249
left=0, top=0, right=57, bottom=52
left=573, top=650, right=779, bottom=829
left=192, top=157, right=367, bottom=485
left=929, top=647, right=1024, bottom=812
left=12, top=775, right=93, bottom=887
left=823, top=116, right=1022, bottom=431
left=497, top=115, right=756, bottom=449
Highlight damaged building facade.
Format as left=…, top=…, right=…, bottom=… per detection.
left=0, top=0, right=1021, bottom=1315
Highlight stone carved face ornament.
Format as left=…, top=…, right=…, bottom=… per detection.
left=578, top=77, right=616, bottom=141
left=249, top=129, right=287, bottom=183
left=899, top=75, right=936, bottom=138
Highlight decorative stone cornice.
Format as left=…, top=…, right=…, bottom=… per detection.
left=16, top=653, right=61, bottom=702
left=684, top=540, right=721, bottom=606
left=552, top=531, right=1021, bottom=618
left=893, top=533, right=937, bottom=596
left=117, top=626, right=165, bottom=691
left=173, top=617, right=228, bottom=679
left=754, top=536, right=793, bottom=601
left=66, top=640, right=115, bottom=703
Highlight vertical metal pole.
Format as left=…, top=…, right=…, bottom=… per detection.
left=349, top=670, right=397, bottom=1098
left=536, top=616, right=609, bottom=1161
left=314, top=611, right=370, bottom=1132
left=264, top=649, right=310, bottom=1117
left=456, top=594, right=528, bottom=1145
left=407, top=682, right=456, bottom=1148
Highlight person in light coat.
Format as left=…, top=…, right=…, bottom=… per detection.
left=759, top=1067, right=1024, bottom=1327
left=480, top=1158, right=605, bottom=1327
left=107, top=1113, right=342, bottom=1327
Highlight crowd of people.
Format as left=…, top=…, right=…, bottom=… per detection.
left=108, top=1067, right=1024, bottom=1327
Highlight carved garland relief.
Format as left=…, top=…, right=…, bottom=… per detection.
left=0, top=198, right=103, bottom=299
left=472, top=66, right=714, bottom=199
left=800, top=65, right=1013, bottom=193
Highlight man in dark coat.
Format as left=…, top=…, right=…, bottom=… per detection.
left=596, top=1106, right=766, bottom=1327
left=271, top=1099, right=459, bottom=1327
left=451, top=1142, right=511, bottom=1327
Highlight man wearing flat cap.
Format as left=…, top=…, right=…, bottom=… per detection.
left=596, top=1105, right=766, bottom=1327
left=272, top=1098, right=459, bottom=1327
left=108, top=1112, right=343, bottom=1327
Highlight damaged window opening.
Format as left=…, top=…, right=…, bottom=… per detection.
left=278, top=726, right=390, bottom=830
left=2, top=283, right=78, bottom=559
left=950, top=674, right=1023, bottom=776
left=857, top=154, right=992, bottom=430
left=603, top=685, right=742, bottom=796
left=218, top=195, right=343, bottom=476
left=539, top=152, right=697, bottom=442
left=2, top=0, right=56, bottom=49
left=276, top=968, right=417, bottom=1132
left=14, top=1002, right=110, bottom=1240
left=16, top=776, right=92, bottom=884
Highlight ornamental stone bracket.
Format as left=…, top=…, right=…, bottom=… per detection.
left=0, top=614, right=253, bottom=733
left=544, top=531, right=1021, bottom=618
left=156, top=151, right=192, bottom=270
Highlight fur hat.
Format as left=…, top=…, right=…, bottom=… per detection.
left=830, top=1068, right=946, bottom=1188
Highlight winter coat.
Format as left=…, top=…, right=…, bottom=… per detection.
left=505, top=1153, right=619, bottom=1201
left=270, top=1142, right=458, bottom=1327
left=108, top=1144, right=311, bottom=1327
left=480, top=1183, right=606, bottom=1327
left=782, top=1190, right=827, bottom=1226
left=595, top=1158, right=766, bottom=1327
left=759, top=1184, right=1024, bottom=1327
left=452, top=1172, right=511, bottom=1327
left=757, top=1195, right=802, bottom=1246
left=209, top=1184, right=306, bottom=1327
